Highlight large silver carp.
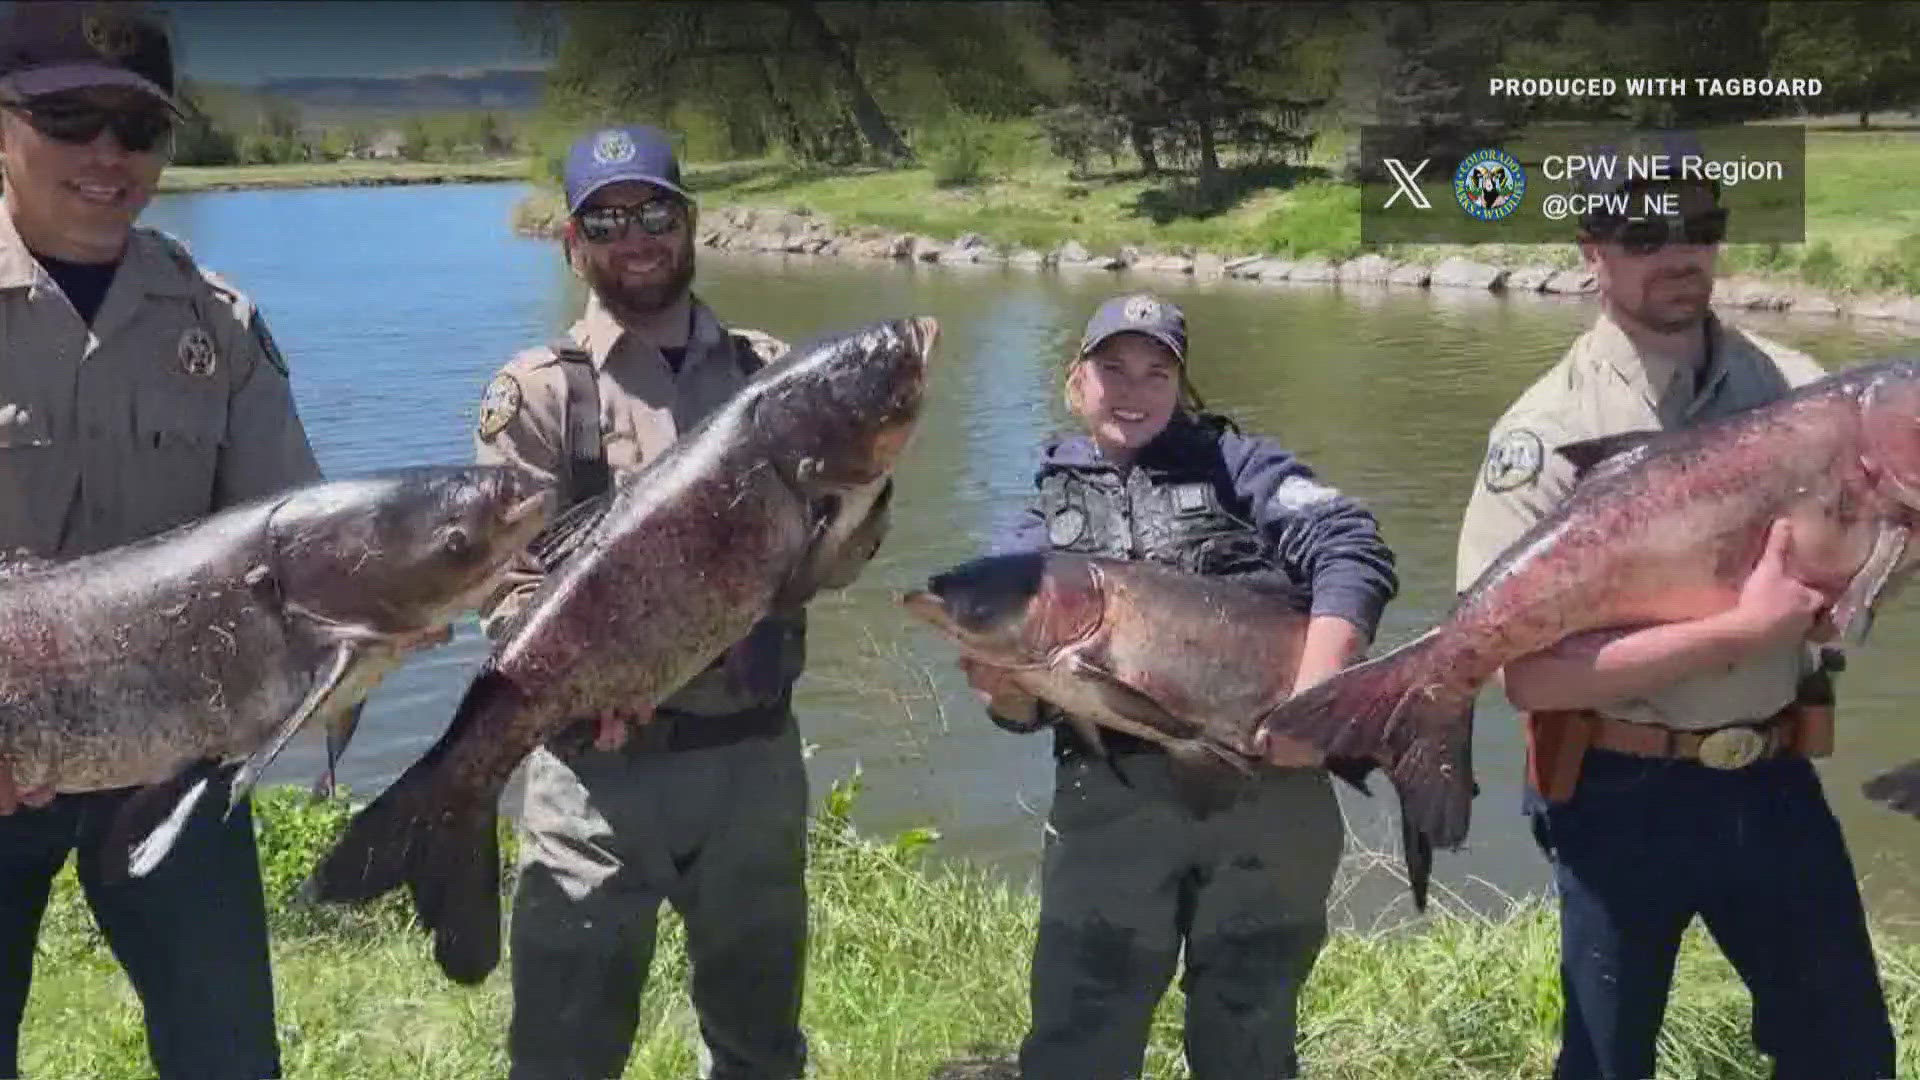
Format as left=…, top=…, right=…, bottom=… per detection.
left=309, top=317, right=937, bottom=985
left=0, top=466, right=549, bottom=878
left=1256, top=359, right=1920, bottom=899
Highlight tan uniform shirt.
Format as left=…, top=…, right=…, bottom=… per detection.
left=0, top=203, right=319, bottom=558
left=473, top=293, right=788, bottom=637
left=1455, top=311, right=1829, bottom=731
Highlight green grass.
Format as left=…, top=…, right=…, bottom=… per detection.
left=507, top=122, right=1920, bottom=299
left=158, top=157, right=530, bottom=193
left=16, top=779, right=1920, bottom=1079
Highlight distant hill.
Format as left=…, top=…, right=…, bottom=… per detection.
left=249, top=68, right=546, bottom=119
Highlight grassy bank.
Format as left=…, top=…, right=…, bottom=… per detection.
left=158, top=157, right=530, bottom=194
left=18, top=781, right=1920, bottom=1079
left=510, top=125, right=1920, bottom=297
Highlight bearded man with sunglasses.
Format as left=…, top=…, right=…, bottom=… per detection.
left=1456, top=134, right=1897, bottom=1080
left=473, top=124, right=868, bottom=1080
left=0, top=3, right=321, bottom=1078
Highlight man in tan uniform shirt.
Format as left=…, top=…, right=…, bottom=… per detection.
left=475, top=124, right=862, bottom=1080
left=0, top=4, right=319, bottom=1078
left=1456, top=144, right=1896, bottom=1079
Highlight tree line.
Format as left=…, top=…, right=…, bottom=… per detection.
left=171, top=80, right=528, bottom=167
left=519, top=0, right=1920, bottom=188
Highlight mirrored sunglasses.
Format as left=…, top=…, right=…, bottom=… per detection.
left=574, top=199, right=685, bottom=243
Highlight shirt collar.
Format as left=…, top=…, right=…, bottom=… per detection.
left=575, top=291, right=724, bottom=369
left=1592, top=309, right=1728, bottom=420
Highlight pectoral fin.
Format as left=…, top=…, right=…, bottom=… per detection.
left=1830, top=524, right=1910, bottom=644
left=1063, top=654, right=1209, bottom=748
left=229, top=644, right=360, bottom=812
left=101, top=759, right=224, bottom=883
left=1165, top=741, right=1253, bottom=819
left=527, top=489, right=614, bottom=572
left=775, top=478, right=894, bottom=610
left=310, top=703, right=366, bottom=801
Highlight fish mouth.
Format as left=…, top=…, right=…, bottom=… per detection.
left=908, top=316, right=941, bottom=359
left=899, top=589, right=952, bottom=630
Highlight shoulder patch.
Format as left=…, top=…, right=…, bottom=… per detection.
left=477, top=374, right=523, bottom=440
left=1482, top=428, right=1545, bottom=492
left=250, top=314, right=287, bottom=377
left=1267, top=474, right=1342, bottom=514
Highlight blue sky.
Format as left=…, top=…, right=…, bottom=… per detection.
left=159, top=1, right=548, bottom=84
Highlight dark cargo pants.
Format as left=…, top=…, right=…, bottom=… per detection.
left=1529, top=750, right=1897, bottom=1080
left=0, top=778, right=279, bottom=1079
left=508, top=717, right=810, bottom=1080
left=1018, top=747, right=1344, bottom=1080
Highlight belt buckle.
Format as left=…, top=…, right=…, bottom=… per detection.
left=1697, top=725, right=1765, bottom=770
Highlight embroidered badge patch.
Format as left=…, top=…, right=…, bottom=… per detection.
left=177, top=327, right=217, bottom=377
left=1122, top=294, right=1161, bottom=323
left=83, top=12, right=139, bottom=60
left=1267, top=475, right=1341, bottom=514
left=1482, top=428, right=1545, bottom=492
left=592, top=129, right=637, bottom=166
left=477, top=374, right=522, bottom=440
left=1048, top=507, right=1086, bottom=547
left=251, top=315, right=288, bottom=377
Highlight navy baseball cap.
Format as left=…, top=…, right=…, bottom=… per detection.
left=1078, top=293, right=1187, bottom=364
left=564, top=124, right=691, bottom=214
left=0, top=1, right=181, bottom=114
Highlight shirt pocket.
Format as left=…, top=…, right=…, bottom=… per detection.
left=130, top=385, right=225, bottom=521
left=135, top=384, right=225, bottom=453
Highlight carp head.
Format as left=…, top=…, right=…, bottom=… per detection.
left=901, top=552, right=1106, bottom=669
left=262, top=465, right=553, bottom=637
left=1859, top=360, right=1920, bottom=513
left=758, top=316, right=936, bottom=496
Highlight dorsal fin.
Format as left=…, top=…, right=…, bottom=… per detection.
left=527, top=488, right=614, bottom=572
left=1555, top=430, right=1664, bottom=480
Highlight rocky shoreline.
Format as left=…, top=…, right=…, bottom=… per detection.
left=518, top=203, right=1920, bottom=330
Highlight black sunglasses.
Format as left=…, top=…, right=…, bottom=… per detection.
left=3, top=98, right=172, bottom=154
left=1589, top=208, right=1730, bottom=255
left=574, top=199, right=686, bottom=243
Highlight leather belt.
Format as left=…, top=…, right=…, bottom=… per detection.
left=548, top=700, right=791, bottom=757
left=1586, top=710, right=1798, bottom=770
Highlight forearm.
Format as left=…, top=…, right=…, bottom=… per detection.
left=1502, top=611, right=1775, bottom=712
left=1291, top=614, right=1369, bottom=694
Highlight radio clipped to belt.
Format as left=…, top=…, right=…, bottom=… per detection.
left=1524, top=648, right=1841, bottom=803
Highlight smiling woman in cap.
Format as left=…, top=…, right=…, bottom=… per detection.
left=945, top=291, right=1400, bottom=1080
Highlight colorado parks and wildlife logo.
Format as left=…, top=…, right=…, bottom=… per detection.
left=1454, top=148, right=1526, bottom=222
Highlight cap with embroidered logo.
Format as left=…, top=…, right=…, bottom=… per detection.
left=1078, top=293, right=1187, bottom=364
left=0, top=1, right=181, bottom=114
left=563, top=124, right=690, bottom=214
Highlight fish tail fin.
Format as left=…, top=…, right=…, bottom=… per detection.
left=1864, top=758, right=1920, bottom=818
left=1258, top=630, right=1477, bottom=855
left=304, top=670, right=516, bottom=985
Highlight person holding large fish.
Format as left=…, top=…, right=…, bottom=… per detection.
left=0, top=3, right=332, bottom=1076
left=466, top=124, right=857, bottom=1080
left=948, top=294, right=1397, bottom=1080
left=1298, top=133, right=1897, bottom=1080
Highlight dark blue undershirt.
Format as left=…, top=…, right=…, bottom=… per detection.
left=661, top=345, right=687, bottom=373
left=36, top=254, right=119, bottom=326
